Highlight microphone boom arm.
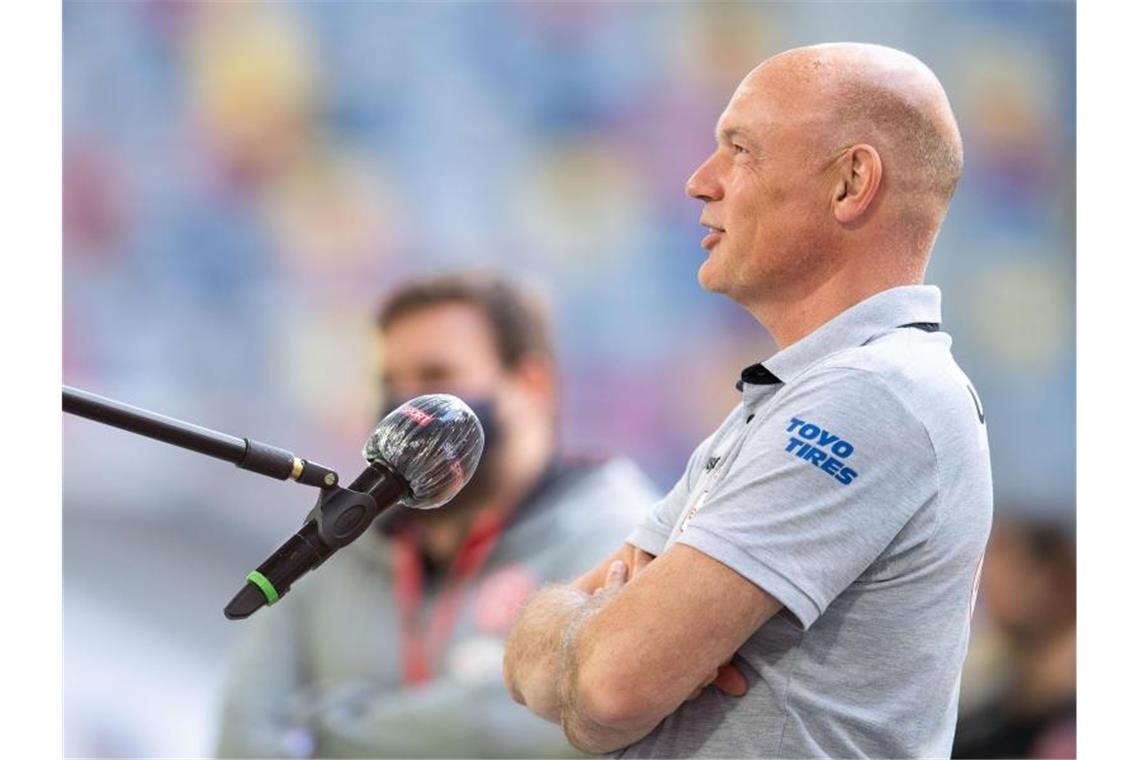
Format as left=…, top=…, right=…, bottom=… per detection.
left=62, top=385, right=339, bottom=488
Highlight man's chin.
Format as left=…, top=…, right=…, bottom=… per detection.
left=697, top=259, right=726, bottom=294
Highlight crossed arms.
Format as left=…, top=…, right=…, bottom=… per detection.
left=502, top=540, right=784, bottom=754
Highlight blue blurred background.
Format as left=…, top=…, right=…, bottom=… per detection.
left=63, top=2, right=1074, bottom=757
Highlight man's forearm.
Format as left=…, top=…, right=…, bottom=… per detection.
left=557, top=620, right=663, bottom=755
left=503, top=583, right=592, bottom=722
left=505, top=559, right=664, bottom=755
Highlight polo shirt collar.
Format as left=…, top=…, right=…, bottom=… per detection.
left=737, top=285, right=942, bottom=391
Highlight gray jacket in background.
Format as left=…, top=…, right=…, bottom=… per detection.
left=215, top=457, right=658, bottom=759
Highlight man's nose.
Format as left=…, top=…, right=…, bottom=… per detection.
left=685, top=154, right=722, bottom=202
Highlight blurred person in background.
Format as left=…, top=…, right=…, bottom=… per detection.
left=504, top=42, right=992, bottom=757
left=215, top=272, right=659, bottom=758
left=953, top=515, right=1076, bottom=759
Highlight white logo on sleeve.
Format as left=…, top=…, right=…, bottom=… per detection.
left=968, top=555, right=985, bottom=620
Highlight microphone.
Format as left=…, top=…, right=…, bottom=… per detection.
left=224, top=394, right=484, bottom=620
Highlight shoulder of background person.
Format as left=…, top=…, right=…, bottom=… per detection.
left=508, top=456, right=660, bottom=541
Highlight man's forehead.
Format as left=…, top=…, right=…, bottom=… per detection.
left=715, top=82, right=764, bottom=138
left=714, top=117, right=749, bottom=142
left=714, top=80, right=779, bottom=141
left=716, top=65, right=834, bottom=141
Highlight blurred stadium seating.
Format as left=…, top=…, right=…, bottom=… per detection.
left=63, top=3, right=1074, bottom=756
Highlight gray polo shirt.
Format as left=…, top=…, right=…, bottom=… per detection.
left=622, top=285, right=992, bottom=759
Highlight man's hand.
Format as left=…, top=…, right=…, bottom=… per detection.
left=596, top=554, right=749, bottom=703
left=597, top=559, right=629, bottom=595
left=572, top=544, right=654, bottom=595
left=685, top=659, right=748, bottom=701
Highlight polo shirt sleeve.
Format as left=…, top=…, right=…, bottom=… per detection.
left=675, top=366, right=937, bottom=630
left=626, top=432, right=717, bottom=557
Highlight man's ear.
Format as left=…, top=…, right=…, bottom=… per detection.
left=506, top=353, right=557, bottom=410
left=503, top=353, right=560, bottom=419
left=831, top=144, right=883, bottom=224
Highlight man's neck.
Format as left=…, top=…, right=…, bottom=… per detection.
left=416, top=501, right=498, bottom=566
left=414, top=435, right=554, bottom=567
left=749, top=265, right=923, bottom=349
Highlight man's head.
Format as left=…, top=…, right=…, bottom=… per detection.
left=686, top=43, right=963, bottom=318
left=374, top=273, right=558, bottom=509
left=981, top=516, right=1075, bottom=640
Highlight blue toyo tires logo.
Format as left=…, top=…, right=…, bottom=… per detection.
left=783, top=417, right=859, bottom=485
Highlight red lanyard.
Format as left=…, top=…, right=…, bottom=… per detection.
left=392, top=510, right=507, bottom=686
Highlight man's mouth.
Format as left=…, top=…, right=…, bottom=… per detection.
left=701, top=223, right=725, bottom=250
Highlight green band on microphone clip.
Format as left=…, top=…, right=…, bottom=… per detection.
left=247, top=570, right=279, bottom=605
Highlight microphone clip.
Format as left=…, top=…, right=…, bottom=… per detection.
left=305, top=485, right=381, bottom=554
left=223, top=462, right=411, bottom=619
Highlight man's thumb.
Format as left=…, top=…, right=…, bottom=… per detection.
left=713, top=663, right=748, bottom=697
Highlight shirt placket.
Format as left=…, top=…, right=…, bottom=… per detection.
left=669, top=388, right=780, bottom=542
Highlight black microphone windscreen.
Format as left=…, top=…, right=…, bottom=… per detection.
left=363, top=393, right=484, bottom=510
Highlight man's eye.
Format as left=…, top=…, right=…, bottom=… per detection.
left=732, top=143, right=746, bottom=155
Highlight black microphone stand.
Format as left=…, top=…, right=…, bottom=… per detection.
left=63, top=385, right=340, bottom=488
left=62, top=385, right=397, bottom=619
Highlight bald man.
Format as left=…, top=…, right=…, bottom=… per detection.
left=503, top=43, right=993, bottom=758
